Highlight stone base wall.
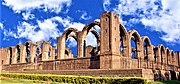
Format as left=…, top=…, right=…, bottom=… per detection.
left=2, top=63, right=36, bottom=71
left=2, top=56, right=100, bottom=71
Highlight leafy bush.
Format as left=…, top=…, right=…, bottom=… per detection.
left=0, top=73, right=147, bottom=84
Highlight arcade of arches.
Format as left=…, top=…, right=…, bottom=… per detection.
left=0, top=12, right=180, bottom=81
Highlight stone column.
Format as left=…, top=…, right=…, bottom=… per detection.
left=42, top=42, right=51, bottom=61
left=11, top=46, right=17, bottom=64
left=19, top=44, right=26, bottom=63
left=30, top=44, right=37, bottom=63
left=77, top=32, right=84, bottom=58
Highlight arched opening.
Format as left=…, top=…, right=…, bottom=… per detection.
left=16, top=45, right=20, bottom=63
left=80, top=21, right=100, bottom=57
left=153, top=48, right=158, bottom=63
left=84, top=30, right=99, bottom=57
left=131, top=38, right=136, bottom=59
left=35, top=47, right=40, bottom=62
left=9, top=47, right=12, bottom=64
left=141, top=37, right=151, bottom=61
left=58, top=28, right=79, bottom=59
left=143, top=41, right=148, bottom=60
left=170, top=70, right=177, bottom=80
left=48, top=47, right=51, bottom=58
left=55, top=48, right=58, bottom=59
left=65, top=36, right=77, bottom=58
left=128, top=30, right=141, bottom=59
left=166, top=49, right=170, bottom=65
left=160, top=46, right=165, bottom=64
left=25, top=43, right=30, bottom=63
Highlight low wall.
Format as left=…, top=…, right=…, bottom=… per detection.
left=2, top=56, right=100, bottom=71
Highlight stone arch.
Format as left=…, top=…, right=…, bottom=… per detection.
left=158, top=44, right=166, bottom=64
left=141, top=36, right=153, bottom=61
left=128, top=30, right=142, bottom=59
left=119, top=23, right=128, bottom=57
left=57, top=28, right=79, bottom=59
left=78, top=21, right=100, bottom=57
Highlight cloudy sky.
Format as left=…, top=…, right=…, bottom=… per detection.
left=1, top=0, right=180, bottom=55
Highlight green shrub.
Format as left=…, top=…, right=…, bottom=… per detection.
left=0, top=73, right=147, bottom=84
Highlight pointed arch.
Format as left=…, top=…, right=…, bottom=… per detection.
left=57, top=28, right=79, bottom=59
left=128, top=30, right=142, bottom=59
left=141, top=36, right=153, bottom=60
left=119, top=23, right=128, bottom=57
left=158, top=44, right=166, bottom=64
left=78, top=21, right=100, bottom=57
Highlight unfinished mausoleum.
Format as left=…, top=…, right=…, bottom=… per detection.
left=0, top=12, right=180, bottom=81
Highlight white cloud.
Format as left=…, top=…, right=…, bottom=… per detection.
left=3, top=29, right=18, bottom=38
left=3, top=0, right=72, bottom=13
left=76, top=10, right=92, bottom=20
left=3, top=0, right=72, bottom=21
left=22, top=12, right=35, bottom=20
left=67, top=37, right=77, bottom=47
left=8, top=19, right=62, bottom=42
left=0, top=23, right=3, bottom=29
left=103, top=0, right=180, bottom=43
left=86, top=32, right=98, bottom=47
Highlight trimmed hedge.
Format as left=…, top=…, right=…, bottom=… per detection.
left=0, top=73, right=147, bottom=84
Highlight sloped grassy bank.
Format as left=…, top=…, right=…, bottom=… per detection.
left=0, top=72, right=147, bottom=84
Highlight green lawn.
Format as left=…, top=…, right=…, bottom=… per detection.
left=1, top=76, right=180, bottom=84
left=0, top=76, right=45, bottom=84
left=0, top=76, right=70, bottom=84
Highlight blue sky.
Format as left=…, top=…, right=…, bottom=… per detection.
left=0, top=0, right=180, bottom=55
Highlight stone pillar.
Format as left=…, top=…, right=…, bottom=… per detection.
left=155, top=47, right=161, bottom=69
left=11, top=46, right=17, bottom=64
left=19, top=44, right=26, bottom=63
left=177, top=52, right=180, bottom=68
left=30, top=44, right=37, bottom=63
left=175, top=52, right=179, bottom=67
left=148, top=45, right=153, bottom=61
left=4, top=48, right=10, bottom=64
left=42, top=42, right=51, bottom=61
left=100, top=12, right=121, bottom=69
left=57, top=37, right=65, bottom=59
left=77, top=32, right=84, bottom=58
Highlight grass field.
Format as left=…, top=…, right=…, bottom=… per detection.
left=0, top=76, right=46, bottom=84
left=1, top=76, right=180, bottom=84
